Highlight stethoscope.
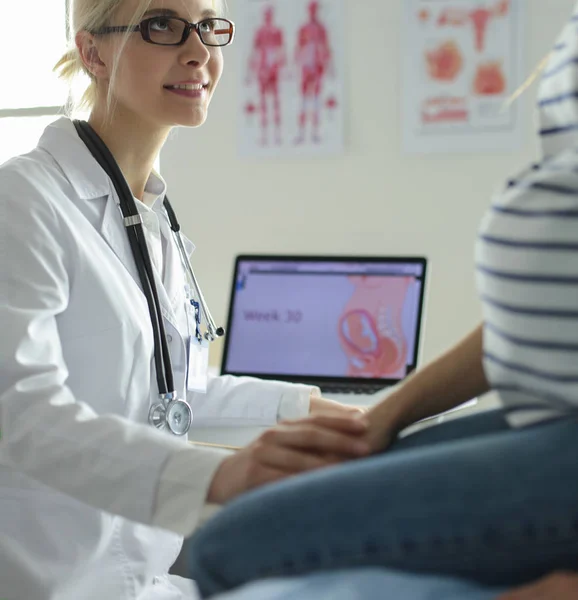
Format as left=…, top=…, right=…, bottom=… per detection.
left=72, top=120, right=224, bottom=436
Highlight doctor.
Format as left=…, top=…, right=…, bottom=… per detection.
left=0, top=0, right=371, bottom=598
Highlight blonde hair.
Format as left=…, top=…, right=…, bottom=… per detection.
left=54, top=0, right=157, bottom=118
left=54, top=0, right=223, bottom=119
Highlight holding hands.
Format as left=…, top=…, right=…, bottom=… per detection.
left=207, top=412, right=370, bottom=504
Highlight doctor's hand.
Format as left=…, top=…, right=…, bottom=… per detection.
left=206, top=414, right=370, bottom=505
left=496, top=571, right=578, bottom=599
left=309, top=395, right=368, bottom=418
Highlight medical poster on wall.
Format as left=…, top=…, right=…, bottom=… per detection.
left=236, top=0, right=345, bottom=158
left=402, top=0, right=525, bottom=154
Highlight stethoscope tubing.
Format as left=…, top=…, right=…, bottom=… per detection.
left=72, top=120, right=225, bottom=407
left=73, top=120, right=175, bottom=394
left=172, top=228, right=224, bottom=342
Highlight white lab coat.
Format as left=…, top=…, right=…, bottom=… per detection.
left=0, top=118, right=312, bottom=600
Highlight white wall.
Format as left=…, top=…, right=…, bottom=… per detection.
left=161, top=0, right=576, bottom=370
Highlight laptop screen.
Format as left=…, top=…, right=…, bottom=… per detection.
left=221, top=256, right=428, bottom=387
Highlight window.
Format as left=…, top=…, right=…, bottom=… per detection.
left=0, top=0, right=69, bottom=165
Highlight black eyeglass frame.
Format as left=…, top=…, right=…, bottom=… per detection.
left=92, top=16, right=235, bottom=47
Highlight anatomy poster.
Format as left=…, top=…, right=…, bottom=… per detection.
left=237, top=0, right=345, bottom=158
left=402, top=0, right=525, bottom=154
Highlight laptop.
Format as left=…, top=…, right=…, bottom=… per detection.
left=220, top=255, right=428, bottom=404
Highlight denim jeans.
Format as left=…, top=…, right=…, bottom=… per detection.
left=212, top=568, right=505, bottom=600
left=185, top=408, right=578, bottom=598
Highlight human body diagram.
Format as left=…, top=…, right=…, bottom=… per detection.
left=244, top=1, right=336, bottom=147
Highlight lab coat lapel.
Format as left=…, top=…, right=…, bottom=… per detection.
left=161, top=222, right=185, bottom=314
left=38, top=116, right=181, bottom=330
left=99, top=193, right=140, bottom=283
left=98, top=198, right=180, bottom=331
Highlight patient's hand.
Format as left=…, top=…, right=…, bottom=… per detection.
left=206, top=414, right=370, bottom=504
left=496, top=571, right=578, bottom=599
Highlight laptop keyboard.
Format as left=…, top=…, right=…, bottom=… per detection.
left=321, top=383, right=386, bottom=395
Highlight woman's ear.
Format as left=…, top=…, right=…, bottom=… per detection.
left=76, top=31, right=108, bottom=79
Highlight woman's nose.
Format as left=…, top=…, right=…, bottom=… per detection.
left=180, top=28, right=211, bottom=67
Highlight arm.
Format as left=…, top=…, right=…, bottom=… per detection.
left=1, top=174, right=369, bottom=540
left=366, top=324, right=489, bottom=450
left=188, top=374, right=366, bottom=426
left=279, top=31, right=287, bottom=71
left=187, top=374, right=314, bottom=426
left=0, top=176, right=199, bottom=528
left=322, top=28, right=334, bottom=76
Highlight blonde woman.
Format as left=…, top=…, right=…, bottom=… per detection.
left=0, top=0, right=372, bottom=598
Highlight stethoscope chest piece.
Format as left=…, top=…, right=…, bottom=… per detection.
left=149, top=393, right=193, bottom=436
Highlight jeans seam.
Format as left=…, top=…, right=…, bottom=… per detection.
left=254, top=513, right=578, bottom=579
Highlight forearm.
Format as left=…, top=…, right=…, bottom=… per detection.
left=187, top=375, right=313, bottom=427
left=372, top=324, right=489, bottom=433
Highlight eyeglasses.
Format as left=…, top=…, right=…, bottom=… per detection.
left=92, top=16, right=235, bottom=47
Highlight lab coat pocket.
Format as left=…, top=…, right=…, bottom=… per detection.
left=60, top=323, right=147, bottom=418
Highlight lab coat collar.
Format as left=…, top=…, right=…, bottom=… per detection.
left=137, top=171, right=195, bottom=255
left=38, top=117, right=113, bottom=200
left=39, top=117, right=184, bottom=331
left=143, top=169, right=167, bottom=210
left=38, top=116, right=195, bottom=252
left=39, top=118, right=134, bottom=280
left=38, top=117, right=171, bottom=210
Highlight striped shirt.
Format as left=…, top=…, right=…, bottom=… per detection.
left=476, top=1, right=578, bottom=427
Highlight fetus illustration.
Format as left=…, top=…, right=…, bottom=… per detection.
left=338, top=276, right=413, bottom=378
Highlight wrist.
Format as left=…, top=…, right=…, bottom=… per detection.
left=206, top=455, right=236, bottom=505
left=307, top=388, right=323, bottom=414
left=371, top=386, right=420, bottom=434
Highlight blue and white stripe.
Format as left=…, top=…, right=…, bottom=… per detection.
left=477, top=3, right=578, bottom=426
left=538, top=6, right=578, bottom=157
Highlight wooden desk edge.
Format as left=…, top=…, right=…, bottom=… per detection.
left=189, top=440, right=242, bottom=452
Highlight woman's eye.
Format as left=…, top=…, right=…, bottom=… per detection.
left=149, top=17, right=171, bottom=31
left=199, top=19, right=216, bottom=33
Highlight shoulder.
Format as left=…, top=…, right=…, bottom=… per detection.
left=495, top=148, right=578, bottom=209
left=478, top=148, right=578, bottom=264
left=0, top=148, right=72, bottom=234
left=1, top=147, right=68, bottom=200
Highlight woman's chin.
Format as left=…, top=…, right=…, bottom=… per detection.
left=170, top=108, right=209, bottom=129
